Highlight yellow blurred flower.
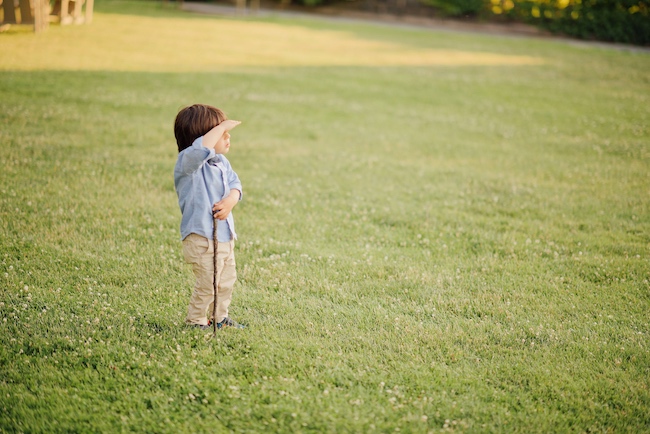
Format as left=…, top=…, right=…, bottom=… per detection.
left=628, top=5, right=640, bottom=13
left=532, top=6, right=541, bottom=17
left=492, top=5, right=503, bottom=14
left=504, top=0, right=515, bottom=10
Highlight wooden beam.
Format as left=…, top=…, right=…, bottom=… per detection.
left=73, top=0, right=83, bottom=23
left=85, top=0, right=93, bottom=23
left=236, top=0, right=246, bottom=15
left=60, top=0, right=72, bottom=24
left=2, top=0, right=17, bottom=24
left=19, top=0, right=33, bottom=23
left=33, top=0, right=49, bottom=31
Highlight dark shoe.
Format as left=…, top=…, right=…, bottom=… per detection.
left=217, top=317, right=245, bottom=329
left=190, top=320, right=213, bottom=330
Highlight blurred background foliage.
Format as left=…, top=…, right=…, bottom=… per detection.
left=479, top=0, right=650, bottom=45
left=285, top=0, right=650, bottom=45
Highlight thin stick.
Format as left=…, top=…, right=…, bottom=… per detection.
left=212, top=217, right=219, bottom=337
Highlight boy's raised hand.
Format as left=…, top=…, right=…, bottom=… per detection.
left=220, top=120, right=241, bottom=131
left=202, top=120, right=241, bottom=150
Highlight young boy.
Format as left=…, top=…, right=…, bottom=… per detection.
left=173, top=104, right=244, bottom=330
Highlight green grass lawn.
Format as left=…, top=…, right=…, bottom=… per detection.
left=1, top=1, right=649, bottom=432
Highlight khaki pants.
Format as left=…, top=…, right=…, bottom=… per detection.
left=182, top=233, right=236, bottom=326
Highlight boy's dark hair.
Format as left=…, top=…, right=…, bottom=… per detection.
left=174, top=104, right=227, bottom=152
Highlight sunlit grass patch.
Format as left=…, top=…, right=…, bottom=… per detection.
left=0, top=9, right=542, bottom=71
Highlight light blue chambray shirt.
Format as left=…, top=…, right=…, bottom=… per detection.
left=174, top=136, right=242, bottom=243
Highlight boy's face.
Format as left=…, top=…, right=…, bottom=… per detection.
left=213, top=131, right=231, bottom=154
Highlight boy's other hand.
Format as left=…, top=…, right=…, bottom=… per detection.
left=212, top=190, right=241, bottom=220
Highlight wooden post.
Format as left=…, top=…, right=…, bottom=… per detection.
left=73, top=0, right=83, bottom=23
left=251, top=0, right=259, bottom=14
left=58, top=0, right=92, bottom=25
left=84, top=0, right=93, bottom=23
left=19, top=0, right=33, bottom=23
left=396, top=0, right=406, bottom=14
left=2, top=0, right=17, bottom=23
left=33, top=0, right=49, bottom=31
left=60, top=0, right=72, bottom=24
left=236, top=0, right=246, bottom=15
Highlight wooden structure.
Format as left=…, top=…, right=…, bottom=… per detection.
left=60, top=0, right=93, bottom=24
left=1, top=0, right=93, bottom=32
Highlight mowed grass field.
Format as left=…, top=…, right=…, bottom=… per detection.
left=1, top=1, right=649, bottom=432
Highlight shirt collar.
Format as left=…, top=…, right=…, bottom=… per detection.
left=208, top=155, right=223, bottom=166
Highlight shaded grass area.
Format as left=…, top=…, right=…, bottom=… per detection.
left=1, top=1, right=649, bottom=432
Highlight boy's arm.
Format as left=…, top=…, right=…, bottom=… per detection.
left=201, top=120, right=241, bottom=150
left=213, top=189, right=241, bottom=220
left=213, top=160, right=243, bottom=220
left=179, top=120, right=241, bottom=174
left=179, top=138, right=213, bottom=174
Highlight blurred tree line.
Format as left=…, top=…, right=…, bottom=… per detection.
left=293, top=0, right=650, bottom=45
left=476, top=0, right=649, bottom=45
